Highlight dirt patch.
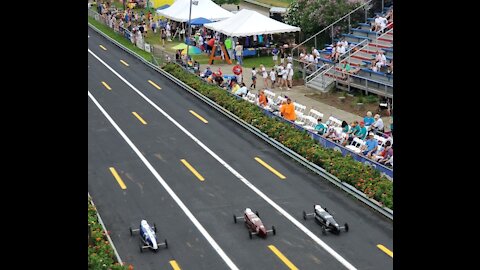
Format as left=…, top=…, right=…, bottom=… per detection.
left=305, top=91, right=391, bottom=118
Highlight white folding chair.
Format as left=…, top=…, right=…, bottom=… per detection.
left=345, top=137, right=365, bottom=154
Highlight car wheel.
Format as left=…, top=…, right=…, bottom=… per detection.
left=164, top=239, right=168, bottom=249
left=129, top=227, right=133, bottom=236
left=153, top=223, right=157, bottom=233
left=249, top=231, right=253, bottom=239
left=321, top=225, right=327, bottom=235
left=233, top=214, right=237, bottom=223
left=272, top=226, right=276, bottom=235
left=345, top=223, right=349, bottom=232
left=256, top=211, right=260, bottom=217
left=303, top=211, right=307, bottom=220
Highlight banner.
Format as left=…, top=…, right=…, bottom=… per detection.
left=144, top=43, right=151, bottom=53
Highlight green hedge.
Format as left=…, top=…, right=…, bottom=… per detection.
left=88, top=198, right=130, bottom=270
left=163, top=63, right=393, bottom=210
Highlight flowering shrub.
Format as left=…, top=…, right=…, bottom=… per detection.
left=88, top=198, right=130, bottom=270
left=163, top=63, right=393, bottom=210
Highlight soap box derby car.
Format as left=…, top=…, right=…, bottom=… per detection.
left=303, top=204, right=349, bottom=235
left=129, top=220, right=168, bottom=252
left=233, top=208, right=276, bottom=239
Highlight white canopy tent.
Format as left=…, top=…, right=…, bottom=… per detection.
left=203, top=9, right=300, bottom=37
left=156, top=0, right=233, bottom=22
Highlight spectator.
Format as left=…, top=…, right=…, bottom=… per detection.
left=258, top=89, right=268, bottom=107
left=272, top=47, right=279, bottom=64
left=281, top=64, right=288, bottom=90
left=287, top=54, right=293, bottom=63
left=286, top=61, right=294, bottom=89
left=280, top=98, right=296, bottom=121
left=231, top=81, right=240, bottom=94
left=314, top=118, right=328, bottom=135
left=225, top=36, right=234, bottom=61
left=375, top=51, right=387, bottom=67
left=235, top=83, right=248, bottom=97
left=280, top=48, right=287, bottom=65
left=269, top=68, right=276, bottom=89
left=250, top=67, right=257, bottom=89
left=386, top=60, right=393, bottom=74
left=335, top=43, right=346, bottom=62
left=372, top=14, right=382, bottom=32
left=232, top=62, right=243, bottom=84
left=259, top=64, right=268, bottom=88
left=364, top=111, right=375, bottom=127
left=372, top=140, right=393, bottom=162
left=356, top=121, right=368, bottom=140
left=324, top=126, right=344, bottom=143
left=160, top=28, right=166, bottom=46
left=371, top=114, right=385, bottom=133
left=361, top=132, right=378, bottom=156
left=341, top=120, right=350, bottom=133
left=277, top=64, right=285, bottom=90
left=235, top=42, right=243, bottom=65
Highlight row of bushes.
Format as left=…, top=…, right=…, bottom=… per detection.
left=88, top=198, right=131, bottom=270
left=163, top=63, right=393, bottom=210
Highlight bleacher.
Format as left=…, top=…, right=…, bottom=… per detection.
left=305, top=5, right=393, bottom=98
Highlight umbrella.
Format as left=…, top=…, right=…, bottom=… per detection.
left=181, top=46, right=202, bottom=55
left=171, top=43, right=188, bottom=50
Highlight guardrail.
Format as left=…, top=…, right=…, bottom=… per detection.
left=88, top=22, right=393, bottom=220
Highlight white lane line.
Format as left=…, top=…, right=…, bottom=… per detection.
left=88, top=91, right=238, bottom=270
left=88, top=49, right=357, bottom=270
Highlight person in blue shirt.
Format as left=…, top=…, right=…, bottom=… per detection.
left=363, top=111, right=374, bottom=127
left=361, top=133, right=378, bottom=156
left=314, top=118, right=327, bottom=135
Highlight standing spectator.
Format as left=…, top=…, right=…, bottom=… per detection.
left=269, top=68, right=276, bottom=89
left=260, top=64, right=268, bottom=88
left=371, top=114, right=385, bottom=133
left=364, top=111, right=375, bottom=128
left=280, top=98, right=296, bottom=121
left=232, top=62, right=243, bottom=84
left=280, top=48, right=287, bottom=65
left=160, top=28, right=166, bottom=46
left=150, top=18, right=156, bottom=33
left=166, top=21, right=171, bottom=41
left=286, top=61, right=294, bottom=89
left=281, top=64, right=288, bottom=90
left=235, top=42, right=243, bottom=65
left=277, top=64, right=285, bottom=90
left=272, top=47, right=279, bottom=64
left=250, top=67, right=257, bottom=89
left=225, top=36, right=234, bottom=61
left=287, top=53, right=293, bottom=63
left=361, top=133, right=378, bottom=157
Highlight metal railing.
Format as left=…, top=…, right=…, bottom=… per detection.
left=292, top=0, right=374, bottom=58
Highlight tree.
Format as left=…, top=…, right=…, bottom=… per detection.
left=285, top=0, right=362, bottom=38
left=212, top=0, right=240, bottom=6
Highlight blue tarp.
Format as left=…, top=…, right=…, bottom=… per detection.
left=188, top=17, right=212, bottom=25
left=156, top=4, right=170, bottom=11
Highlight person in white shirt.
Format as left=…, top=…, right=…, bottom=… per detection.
left=312, top=47, right=320, bottom=58
left=371, top=114, right=385, bottom=133
left=373, top=15, right=382, bottom=32
left=260, top=64, right=268, bottom=88
left=269, top=68, right=276, bottom=89
left=287, top=54, right=293, bottom=63
left=286, top=62, right=294, bottom=89
left=335, top=44, right=346, bottom=62
left=379, top=16, right=388, bottom=32
left=277, top=64, right=285, bottom=90
left=281, top=65, right=288, bottom=89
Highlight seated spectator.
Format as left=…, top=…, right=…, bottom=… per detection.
left=372, top=140, right=393, bottom=163
left=360, top=132, right=378, bottom=156
left=314, top=118, right=328, bottom=135
left=235, top=83, right=248, bottom=97
left=280, top=98, right=296, bottom=121
left=371, top=114, right=385, bottom=133
left=386, top=60, right=393, bottom=74
left=341, top=121, right=350, bottom=133
left=231, top=81, right=240, bottom=94
left=324, top=126, right=344, bottom=143
left=364, top=111, right=375, bottom=127
left=257, top=89, right=268, bottom=107
left=214, top=72, right=224, bottom=86
left=201, top=66, right=212, bottom=78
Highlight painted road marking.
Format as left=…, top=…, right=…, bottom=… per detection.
left=101, top=81, right=112, bottom=91
left=132, top=112, right=147, bottom=125
left=180, top=159, right=205, bottom=181
left=88, top=90, right=239, bottom=270
left=254, top=157, right=286, bottom=179
left=99, top=45, right=107, bottom=50
left=120, top=60, right=129, bottom=66
left=189, top=110, right=208, bottom=124
left=268, top=245, right=299, bottom=270
left=377, top=244, right=393, bottom=258
left=109, top=167, right=126, bottom=189
left=169, top=260, right=181, bottom=270
left=148, top=80, right=162, bottom=90
left=89, top=49, right=356, bottom=269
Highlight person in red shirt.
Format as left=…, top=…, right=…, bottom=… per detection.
left=232, top=62, right=243, bottom=84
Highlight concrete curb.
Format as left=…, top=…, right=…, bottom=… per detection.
left=88, top=22, right=393, bottom=221
left=88, top=193, right=124, bottom=265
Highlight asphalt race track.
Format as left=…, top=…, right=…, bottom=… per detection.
left=88, top=26, right=393, bottom=270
